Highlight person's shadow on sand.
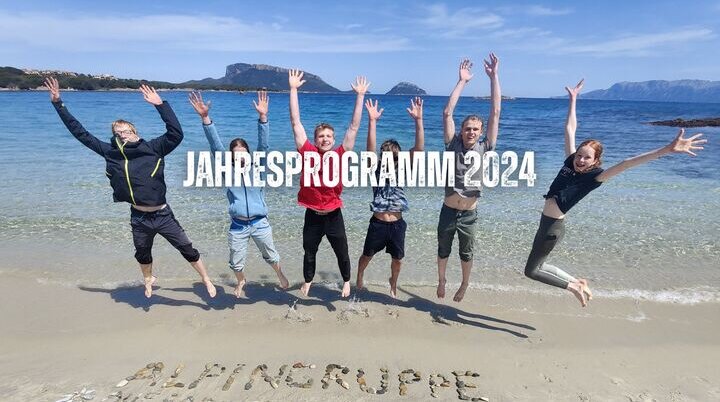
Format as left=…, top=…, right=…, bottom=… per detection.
left=78, top=284, right=212, bottom=312
left=354, top=287, right=535, bottom=339
left=78, top=281, right=535, bottom=338
left=77, top=279, right=340, bottom=313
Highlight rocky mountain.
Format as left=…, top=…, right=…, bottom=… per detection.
left=578, top=80, right=720, bottom=103
left=385, top=82, right=427, bottom=95
left=182, top=63, right=340, bottom=92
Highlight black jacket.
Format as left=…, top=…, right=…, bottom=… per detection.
left=52, top=100, right=183, bottom=206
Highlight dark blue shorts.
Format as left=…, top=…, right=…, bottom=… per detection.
left=361, top=216, right=407, bottom=260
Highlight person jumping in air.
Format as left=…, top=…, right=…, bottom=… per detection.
left=45, top=77, right=216, bottom=299
left=288, top=69, right=369, bottom=298
left=524, top=79, right=707, bottom=306
left=189, top=90, right=289, bottom=298
left=355, top=97, right=424, bottom=298
left=437, top=55, right=502, bottom=302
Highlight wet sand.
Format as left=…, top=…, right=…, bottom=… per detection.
left=0, top=273, right=719, bottom=401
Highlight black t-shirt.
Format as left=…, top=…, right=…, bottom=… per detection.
left=544, top=153, right=603, bottom=213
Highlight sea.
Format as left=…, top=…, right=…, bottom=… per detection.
left=1, top=91, right=718, bottom=304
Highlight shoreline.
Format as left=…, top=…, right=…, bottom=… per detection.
left=1, top=273, right=719, bottom=401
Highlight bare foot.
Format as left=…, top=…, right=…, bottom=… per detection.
left=389, top=276, right=398, bottom=298
left=436, top=278, right=446, bottom=299
left=453, top=282, right=468, bottom=302
left=567, top=281, right=587, bottom=307
left=234, top=278, right=246, bottom=298
left=579, top=279, right=593, bottom=301
left=276, top=271, right=289, bottom=290
left=300, top=282, right=312, bottom=297
left=341, top=281, right=351, bottom=298
left=144, top=275, right=157, bottom=298
left=204, top=278, right=217, bottom=298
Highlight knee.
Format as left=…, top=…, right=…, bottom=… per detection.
left=178, top=243, right=200, bottom=262
left=134, top=248, right=153, bottom=265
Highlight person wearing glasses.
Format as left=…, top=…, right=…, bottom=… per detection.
left=45, top=77, right=216, bottom=299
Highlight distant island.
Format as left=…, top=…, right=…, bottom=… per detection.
left=0, top=63, right=340, bottom=92
left=182, top=63, right=340, bottom=93
left=385, top=82, right=426, bottom=95
left=0, top=66, right=257, bottom=91
left=557, top=80, right=720, bottom=103
left=649, top=117, right=720, bottom=128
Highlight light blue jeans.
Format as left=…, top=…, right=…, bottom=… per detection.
left=228, top=216, right=280, bottom=272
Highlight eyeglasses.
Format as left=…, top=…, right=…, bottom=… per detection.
left=114, top=129, right=134, bottom=136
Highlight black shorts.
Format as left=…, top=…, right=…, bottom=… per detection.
left=361, top=216, right=407, bottom=260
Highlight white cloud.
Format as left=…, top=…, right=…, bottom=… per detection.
left=560, top=28, right=715, bottom=56
left=0, top=10, right=410, bottom=53
left=525, top=5, right=573, bottom=16
left=419, top=4, right=503, bottom=37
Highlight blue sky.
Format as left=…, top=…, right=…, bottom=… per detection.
left=1, top=0, right=719, bottom=97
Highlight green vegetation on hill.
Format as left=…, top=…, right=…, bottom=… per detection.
left=0, top=67, right=256, bottom=91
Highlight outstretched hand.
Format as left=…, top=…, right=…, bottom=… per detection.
left=565, top=79, right=584, bottom=98
left=44, top=76, right=60, bottom=102
left=351, top=76, right=371, bottom=94
left=253, top=90, right=269, bottom=120
left=288, top=69, right=306, bottom=89
left=483, top=53, right=499, bottom=78
left=406, top=97, right=423, bottom=120
left=140, top=84, right=162, bottom=105
left=189, top=91, right=211, bottom=118
left=669, top=128, right=707, bottom=156
left=365, top=99, right=383, bottom=120
left=459, top=58, right=474, bottom=82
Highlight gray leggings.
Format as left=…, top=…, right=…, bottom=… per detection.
left=524, top=214, right=577, bottom=289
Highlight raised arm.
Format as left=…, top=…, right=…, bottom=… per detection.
left=443, top=59, right=473, bottom=144
left=253, top=90, right=269, bottom=152
left=407, top=97, right=424, bottom=153
left=143, top=85, right=183, bottom=156
left=44, top=76, right=110, bottom=156
left=564, top=79, right=584, bottom=157
left=365, top=99, right=383, bottom=152
left=596, top=128, right=706, bottom=183
left=342, top=76, right=370, bottom=152
left=288, top=69, right=308, bottom=149
left=189, top=91, right=225, bottom=153
left=483, top=53, right=501, bottom=149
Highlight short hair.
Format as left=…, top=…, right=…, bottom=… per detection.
left=229, top=137, right=251, bottom=152
left=380, top=139, right=401, bottom=153
left=314, top=122, right=335, bottom=137
left=460, top=115, right=484, bottom=130
left=111, top=120, right=137, bottom=135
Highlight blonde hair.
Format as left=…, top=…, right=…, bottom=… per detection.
left=111, top=120, right=137, bottom=135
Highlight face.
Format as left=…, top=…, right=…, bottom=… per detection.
left=314, top=128, right=335, bottom=152
left=113, top=124, right=139, bottom=143
left=232, top=144, right=249, bottom=167
left=574, top=145, right=597, bottom=173
left=461, top=120, right=483, bottom=148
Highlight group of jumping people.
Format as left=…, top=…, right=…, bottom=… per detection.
left=44, top=53, right=706, bottom=307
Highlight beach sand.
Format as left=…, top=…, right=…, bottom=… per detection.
left=0, top=272, right=718, bottom=402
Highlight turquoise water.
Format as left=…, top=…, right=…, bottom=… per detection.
left=1, top=91, right=718, bottom=303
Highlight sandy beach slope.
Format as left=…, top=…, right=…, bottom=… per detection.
left=0, top=273, right=718, bottom=401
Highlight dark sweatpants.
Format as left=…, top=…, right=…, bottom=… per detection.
left=130, top=205, right=200, bottom=264
left=523, top=214, right=576, bottom=289
left=302, top=208, right=351, bottom=283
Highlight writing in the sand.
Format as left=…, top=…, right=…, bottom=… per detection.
left=110, top=362, right=490, bottom=401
